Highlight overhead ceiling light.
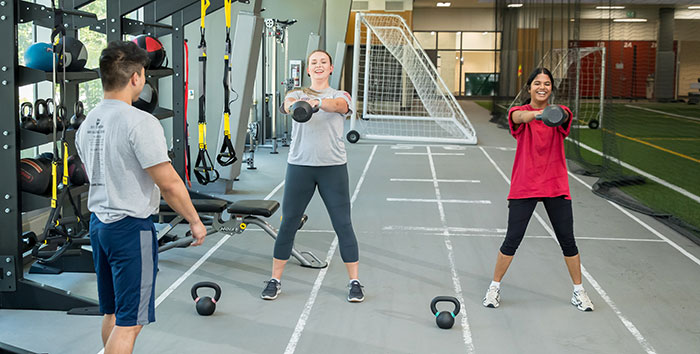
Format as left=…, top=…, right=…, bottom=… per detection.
left=437, top=2, right=451, bottom=7
left=596, top=6, right=625, bottom=10
left=689, top=6, right=700, bottom=9
left=430, top=31, right=436, bottom=35
left=613, top=18, right=647, bottom=22
left=507, top=4, right=523, bottom=8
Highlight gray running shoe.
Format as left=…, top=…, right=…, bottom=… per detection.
left=347, top=280, right=365, bottom=303
left=261, top=279, right=281, bottom=300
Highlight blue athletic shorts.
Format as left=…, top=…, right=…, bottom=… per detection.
left=90, top=214, right=158, bottom=326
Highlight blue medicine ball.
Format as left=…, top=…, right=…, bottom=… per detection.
left=25, top=42, right=55, bottom=72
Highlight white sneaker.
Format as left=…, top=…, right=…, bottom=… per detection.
left=571, top=289, right=594, bottom=312
left=482, top=286, right=501, bottom=308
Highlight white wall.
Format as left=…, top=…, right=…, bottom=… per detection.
left=413, top=8, right=495, bottom=31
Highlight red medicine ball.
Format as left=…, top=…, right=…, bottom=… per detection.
left=132, top=34, right=166, bottom=69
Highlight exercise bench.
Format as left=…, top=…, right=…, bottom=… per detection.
left=156, top=198, right=326, bottom=269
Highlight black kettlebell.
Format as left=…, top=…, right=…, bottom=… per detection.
left=35, top=99, right=64, bottom=134
left=70, top=101, right=86, bottom=129
left=535, top=104, right=567, bottom=127
left=191, top=281, right=222, bottom=316
left=430, top=296, right=461, bottom=329
left=20, top=102, right=38, bottom=131
left=290, top=100, right=320, bottom=123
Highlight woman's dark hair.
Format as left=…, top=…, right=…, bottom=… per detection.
left=99, top=41, right=150, bottom=91
left=522, top=67, right=555, bottom=105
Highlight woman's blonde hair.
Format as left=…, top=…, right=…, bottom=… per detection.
left=297, top=50, right=333, bottom=96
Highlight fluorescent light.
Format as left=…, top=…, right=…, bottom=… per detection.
left=613, top=18, right=647, bottom=23
left=436, top=2, right=451, bottom=7
left=430, top=31, right=436, bottom=35
left=689, top=6, right=700, bottom=10
left=507, top=3, right=523, bottom=8
left=570, top=18, right=576, bottom=22
left=596, top=6, right=625, bottom=10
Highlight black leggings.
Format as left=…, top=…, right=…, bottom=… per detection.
left=499, top=197, right=579, bottom=257
left=273, top=163, right=359, bottom=263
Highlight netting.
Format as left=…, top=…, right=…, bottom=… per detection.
left=350, top=13, right=477, bottom=144
left=491, top=0, right=700, bottom=243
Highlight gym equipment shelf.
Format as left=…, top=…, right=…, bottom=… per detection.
left=21, top=185, right=89, bottom=213
left=90, top=18, right=173, bottom=37
left=1, top=0, right=204, bottom=314
left=153, top=107, right=174, bottom=120
left=17, top=66, right=99, bottom=87
left=18, top=0, right=98, bottom=31
left=19, top=127, right=78, bottom=150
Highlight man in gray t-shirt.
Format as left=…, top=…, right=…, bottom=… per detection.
left=75, top=41, right=206, bottom=353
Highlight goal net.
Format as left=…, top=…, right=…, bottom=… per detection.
left=508, top=47, right=606, bottom=129
left=349, top=13, right=477, bottom=144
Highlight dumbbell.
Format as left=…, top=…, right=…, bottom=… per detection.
left=535, top=105, right=567, bottom=127
left=289, top=100, right=320, bottom=123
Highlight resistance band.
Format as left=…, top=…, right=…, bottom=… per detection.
left=216, top=0, right=238, bottom=166
left=193, top=0, right=219, bottom=185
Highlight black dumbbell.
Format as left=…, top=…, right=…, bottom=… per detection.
left=191, top=281, right=222, bottom=316
left=290, top=100, right=320, bottom=123
left=430, top=296, right=461, bottom=329
left=535, top=105, right=567, bottom=127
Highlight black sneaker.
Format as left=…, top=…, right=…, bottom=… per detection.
left=347, top=280, right=365, bottom=303
left=261, top=279, right=281, bottom=300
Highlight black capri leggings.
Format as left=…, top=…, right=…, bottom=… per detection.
left=499, top=197, right=579, bottom=257
left=273, top=163, right=359, bottom=263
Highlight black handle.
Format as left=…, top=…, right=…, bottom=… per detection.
left=430, top=296, right=460, bottom=316
left=191, top=281, right=222, bottom=302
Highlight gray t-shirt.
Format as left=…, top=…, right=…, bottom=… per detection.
left=286, top=87, right=353, bottom=166
left=75, top=99, right=170, bottom=223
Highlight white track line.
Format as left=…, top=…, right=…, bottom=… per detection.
left=387, top=198, right=491, bottom=204
left=96, top=182, right=287, bottom=354
left=479, top=146, right=657, bottom=354
left=390, top=178, right=480, bottom=183
left=284, top=145, right=377, bottom=354
left=384, top=225, right=506, bottom=233
left=427, top=146, right=475, bottom=353
left=567, top=138, right=700, bottom=204
left=566, top=172, right=700, bottom=267
left=395, top=152, right=466, bottom=156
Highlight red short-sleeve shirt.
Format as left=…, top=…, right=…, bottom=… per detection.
left=507, top=104, right=573, bottom=200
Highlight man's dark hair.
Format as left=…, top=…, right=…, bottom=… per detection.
left=99, top=41, right=150, bottom=91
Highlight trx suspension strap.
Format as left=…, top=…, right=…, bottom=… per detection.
left=184, top=39, right=192, bottom=187
left=216, top=0, right=237, bottom=166
left=50, top=0, right=64, bottom=209
left=193, top=0, right=219, bottom=185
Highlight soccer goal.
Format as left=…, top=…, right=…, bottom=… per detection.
left=348, top=13, right=477, bottom=144
left=509, top=46, right=606, bottom=129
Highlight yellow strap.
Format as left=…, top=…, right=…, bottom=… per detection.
left=51, top=161, right=57, bottom=209
left=225, top=0, right=232, bottom=28
left=200, top=0, right=210, bottom=29
left=224, top=113, right=230, bottom=137
left=198, top=123, right=205, bottom=149
left=62, top=143, right=68, bottom=185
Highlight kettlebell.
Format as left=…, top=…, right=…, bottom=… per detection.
left=35, top=99, right=64, bottom=134
left=290, top=100, right=320, bottom=123
left=20, top=102, right=38, bottom=131
left=430, top=296, right=461, bottom=329
left=70, top=101, right=86, bottom=129
left=191, top=281, right=222, bottom=316
left=535, top=105, right=567, bottom=127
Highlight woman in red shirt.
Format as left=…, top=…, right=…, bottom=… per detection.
left=482, top=68, right=594, bottom=312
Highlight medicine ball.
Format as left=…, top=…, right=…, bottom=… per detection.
left=132, top=35, right=166, bottom=69
left=24, top=42, right=54, bottom=72
left=20, top=157, right=51, bottom=195
left=57, top=37, right=88, bottom=71
left=133, top=81, right=158, bottom=113
left=67, top=155, right=89, bottom=186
